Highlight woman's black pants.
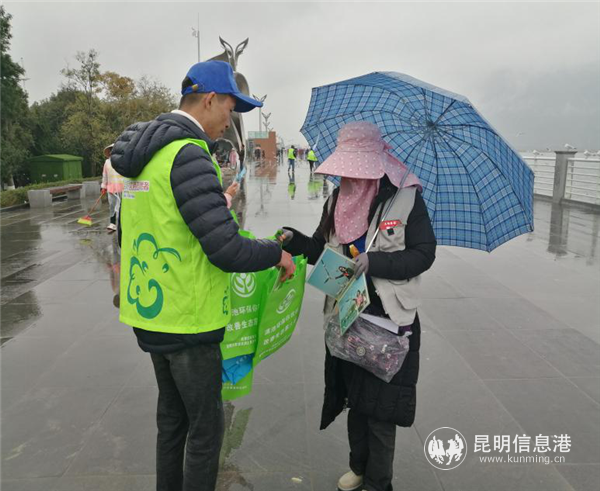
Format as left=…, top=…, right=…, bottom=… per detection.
left=348, top=408, right=396, bottom=491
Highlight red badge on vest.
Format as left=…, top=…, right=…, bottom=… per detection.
left=379, top=220, right=402, bottom=231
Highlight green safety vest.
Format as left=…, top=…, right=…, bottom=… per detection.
left=307, top=150, right=317, bottom=161
left=288, top=148, right=296, bottom=160
left=120, top=138, right=231, bottom=334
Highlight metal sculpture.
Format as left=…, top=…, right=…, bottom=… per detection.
left=209, top=38, right=253, bottom=157
left=262, top=112, right=271, bottom=133
left=253, top=94, right=267, bottom=132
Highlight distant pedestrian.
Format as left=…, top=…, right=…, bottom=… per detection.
left=101, top=143, right=123, bottom=233
left=307, top=148, right=318, bottom=173
left=229, top=147, right=239, bottom=170
left=288, top=145, right=297, bottom=174
left=239, top=144, right=246, bottom=171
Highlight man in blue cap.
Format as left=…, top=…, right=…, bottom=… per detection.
left=111, top=61, right=295, bottom=491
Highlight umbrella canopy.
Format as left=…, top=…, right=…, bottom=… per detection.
left=301, top=71, right=534, bottom=252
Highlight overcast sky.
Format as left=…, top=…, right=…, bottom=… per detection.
left=6, top=1, right=600, bottom=150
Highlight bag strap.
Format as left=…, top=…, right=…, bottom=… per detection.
left=365, top=170, right=411, bottom=253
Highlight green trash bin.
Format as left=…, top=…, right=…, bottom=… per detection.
left=28, top=154, right=83, bottom=183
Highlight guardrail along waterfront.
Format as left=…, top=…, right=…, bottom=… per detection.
left=522, top=151, right=600, bottom=206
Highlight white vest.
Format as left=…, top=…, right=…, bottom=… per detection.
left=323, top=186, right=421, bottom=326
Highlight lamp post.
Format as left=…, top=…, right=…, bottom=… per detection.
left=191, top=14, right=201, bottom=62
left=252, top=94, right=267, bottom=132
left=262, top=112, right=271, bottom=133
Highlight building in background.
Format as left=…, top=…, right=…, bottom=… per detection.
left=248, top=131, right=277, bottom=163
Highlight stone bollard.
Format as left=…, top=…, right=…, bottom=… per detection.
left=27, top=190, right=52, bottom=208
left=82, top=181, right=101, bottom=199
left=66, top=188, right=81, bottom=200
left=553, top=150, right=577, bottom=204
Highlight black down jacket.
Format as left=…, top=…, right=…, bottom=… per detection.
left=111, top=112, right=282, bottom=353
left=283, top=177, right=436, bottom=428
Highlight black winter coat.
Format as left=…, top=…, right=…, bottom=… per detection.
left=283, top=177, right=436, bottom=428
left=112, top=112, right=282, bottom=353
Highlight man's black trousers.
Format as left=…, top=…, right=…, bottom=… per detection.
left=151, top=343, right=224, bottom=491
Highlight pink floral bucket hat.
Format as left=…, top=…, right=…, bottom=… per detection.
left=315, top=121, right=422, bottom=191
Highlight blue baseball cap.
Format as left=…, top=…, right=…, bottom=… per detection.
left=182, top=60, right=263, bottom=113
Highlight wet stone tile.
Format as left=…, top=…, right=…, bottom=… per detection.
left=65, top=387, right=157, bottom=476
left=420, top=298, right=505, bottom=331
left=1, top=386, right=121, bottom=479
left=472, top=297, right=571, bottom=331
left=52, top=475, right=154, bottom=491
left=567, top=377, right=600, bottom=404
left=485, top=378, right=600, bottom=464
left=1, top=335, right=78, bottom=390
left=442, top=329, right=564, bottom=380
left=0, top=477, right=60, bottom=491
left=555, top=464, right=600, bottom=491
left=510, top=328, right=600, bottom=377
left=0, top=301, right=43, bottom=338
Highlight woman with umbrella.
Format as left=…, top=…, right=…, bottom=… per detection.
left=278, top=121, right=436, bottom=491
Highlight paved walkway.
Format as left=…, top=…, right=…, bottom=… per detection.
left=1, top=158, right=599, bottom=491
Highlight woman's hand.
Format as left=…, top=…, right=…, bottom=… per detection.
left=353, top=253, right=369, bottom=277
left=277, top=229, right=294, bottom=246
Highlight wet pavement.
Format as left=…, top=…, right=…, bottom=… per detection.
left=1, top=158, right=599, bottom=491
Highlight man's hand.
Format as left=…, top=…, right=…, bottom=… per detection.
left=353, top=253, right=369, bottom=277
left=101, top=188, right=107, bottom=196
left=225, top=182, right=239, bottom=199
left=277, top=250, right=296, bottom=282
left=276, top=229, right=294, bottom=247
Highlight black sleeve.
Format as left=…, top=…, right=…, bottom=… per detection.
left=110, top=121, right=152, bottom=178
left=170, top=143, right=282, bottom=273
left=117, top=207, right=122, bottom=248
left=282, top=196, right=330, bottom=265
left=367, top=191, right=436, bottom=280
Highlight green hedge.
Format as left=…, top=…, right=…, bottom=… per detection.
left=0, top=177, right=101, bottom=208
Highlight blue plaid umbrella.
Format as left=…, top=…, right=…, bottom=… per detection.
left=301, top=72, right=534, bottom=252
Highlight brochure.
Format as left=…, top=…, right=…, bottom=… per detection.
left=307, top=246, right=357, bottom=298
left=307, top=246, right=370, bottom=333
left=338, top=273, right=370, bottom=333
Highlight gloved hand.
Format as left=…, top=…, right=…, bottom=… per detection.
left=353, top=253, right=369, bottom=277
left=276, top=229, right=294, bottom=247
left=101, top=188, right=107, bottom=196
